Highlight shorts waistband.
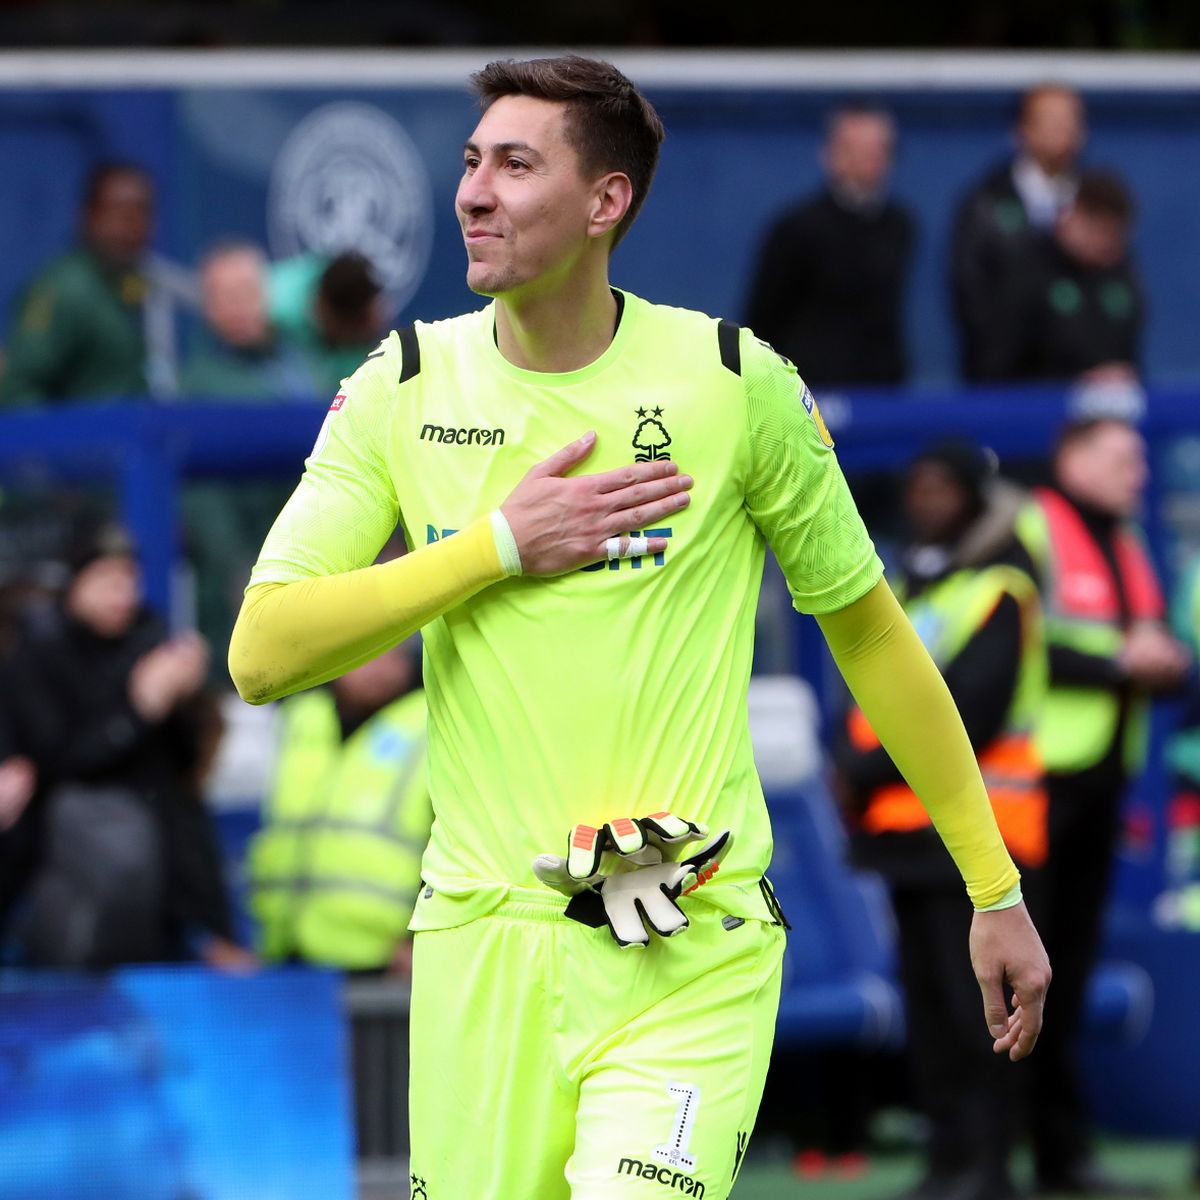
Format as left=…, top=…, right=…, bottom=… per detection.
left=487, top=887, right=573, bottom=923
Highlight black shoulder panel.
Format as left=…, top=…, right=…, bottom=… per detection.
left=397, top=325, right=421, bottom=385
left=717, top=319, right=742, bottom=377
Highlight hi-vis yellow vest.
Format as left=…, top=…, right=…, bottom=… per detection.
left=851, top=564, right=1048, bottom=868
left=249, top=687, right=430, bottom=970
left=1016, top=488, right=1164, bottom=774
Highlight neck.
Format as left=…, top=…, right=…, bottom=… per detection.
left=494, top=261, right=617, bottom=373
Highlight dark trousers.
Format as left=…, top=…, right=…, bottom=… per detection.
left=892, top=884, right=1016, bottom=1189
left=1024, top=770, right=1125, bottom=1182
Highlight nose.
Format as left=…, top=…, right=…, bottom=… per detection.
left=457, top=163, right=497, bottom=217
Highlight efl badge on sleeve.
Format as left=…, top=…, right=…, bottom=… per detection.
left=799, top=383, right=835, bottom=449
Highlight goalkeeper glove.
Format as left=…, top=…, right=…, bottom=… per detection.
left=533, top=826, right=733, bottom=948
left=564, top=810, right=709, bottom=880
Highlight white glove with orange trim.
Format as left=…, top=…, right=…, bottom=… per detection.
left=532, top=812, right=733, bottom=947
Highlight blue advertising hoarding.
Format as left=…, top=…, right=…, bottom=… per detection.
left=0, top=967, right=355, bottom=1200
left=0, top=51, right=1199, bottom=389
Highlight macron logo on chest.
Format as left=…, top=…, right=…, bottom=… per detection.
left=419, top=421, right=506, bottom=447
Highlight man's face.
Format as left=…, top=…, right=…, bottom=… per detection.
left=1058, top=422, right=1148, bottom=518
left=456, top=95, right=603, bottom=297
left=824, top=113, right=894, bottom=199
left=1057, top=206, right=1128, bottom=270
left=904, top=462, right=974, bottom=545
left=1018, top=89, right=1085, bottom=176
left=66, top=555, right=142, bottom=639
left=201, top=250, right=269, bottom=349
left=84, top=171, right=154, bottom=266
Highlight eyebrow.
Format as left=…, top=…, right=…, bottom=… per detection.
left=463, top=140, right=545, bottom=162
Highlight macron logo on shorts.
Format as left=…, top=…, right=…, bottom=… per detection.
left=329, top=393, right=346, bottom=412
left=616, top=1157, right=704, bottom=1197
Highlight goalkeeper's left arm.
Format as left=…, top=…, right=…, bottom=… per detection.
left=816, top=578, right=1019, bottom=910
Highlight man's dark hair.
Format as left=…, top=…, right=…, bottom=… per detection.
left=469, top=54, right=665, bottom=248
left=318, top=252, right=382, bottom=319
left=1073, top=169, right=1135, bottom=224
left=82, top=162, right=152, bottom=210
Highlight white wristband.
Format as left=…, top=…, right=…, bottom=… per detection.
left=974, top=881, right=1023, bottom=912
left=490, top=510, right=523, bottom=577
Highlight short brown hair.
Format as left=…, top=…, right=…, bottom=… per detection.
left=469, top=55, right=665, bottom=248
left=1074, top=169, right=1135, bottom=224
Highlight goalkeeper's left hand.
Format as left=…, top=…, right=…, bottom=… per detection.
left=533, top=825, right=733, bottom=948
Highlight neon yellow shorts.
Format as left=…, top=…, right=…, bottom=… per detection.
left=408, top=888, right=785, bottom=1200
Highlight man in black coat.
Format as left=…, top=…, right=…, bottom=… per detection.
left=981, top=170, right=1143, bottom=384
left=744, top=104, right=915, bottom=388
left=3, top=520, right=251, bottom=969
left=951, top=84, right=1087, bottom=382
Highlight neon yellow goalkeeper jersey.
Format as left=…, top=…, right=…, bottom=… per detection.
left=248, top=290, right=883, bottom=929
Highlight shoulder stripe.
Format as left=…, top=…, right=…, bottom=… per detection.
left=397, top=326, right=421, bottom=385
left=717, top=319, right=741, bottom=377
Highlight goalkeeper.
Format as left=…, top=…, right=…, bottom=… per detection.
left=230, top=54, right=1050, bottom=1200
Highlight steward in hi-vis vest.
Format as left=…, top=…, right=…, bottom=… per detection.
left=1013, top=416, right=1188, bottom=1192
left=834, top=441, right=1046, bottom=1198
left=1017, top=484, right=1164, bottom=775
left=249, top=645, right=430, bottom=972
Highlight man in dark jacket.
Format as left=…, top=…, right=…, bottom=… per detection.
left=3, top=519, right=251, bottom=969
left=835, top=442, right=1046, bottom=1200
left=744, top=104, right=915, bottom=387
left=981, top=171, right=1142, bottom=384
left=951, top=84, right=1086, bottom=382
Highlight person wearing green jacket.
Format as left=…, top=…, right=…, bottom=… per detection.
left=2, top=164, right=155, bottom=405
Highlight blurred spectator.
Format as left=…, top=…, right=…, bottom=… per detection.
left=979, top=170, right=1143, bottom=384
left=268, top=250, right=389, bottom=394
left=744, top=105, right=915, bottom=387
left=248, top=640, right=430, bottom=976
left=835, top=441, right=1045, bottom=1200
left=1, top=518, right=252, bottom=970
left=0, top=704, right=37, bottom=951
left=180, top=242, right=314, bottom=670
left=1015, top=417, right=1188, bottom=1193
left=0, top=162, right=191, bottom=405
left=952, top=84, right=1086, bottom=381
left=181, top=241, right=316, bottom=400
left=1157, top=555, right=1200, bottom=932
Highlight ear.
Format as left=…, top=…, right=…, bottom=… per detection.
left=587, top=172, right=633, bottom=241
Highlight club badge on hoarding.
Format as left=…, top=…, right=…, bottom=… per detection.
left=269, top=101, right=434, bottom=313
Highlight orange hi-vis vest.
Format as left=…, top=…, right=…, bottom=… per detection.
left=1016, top=487, right=1164, bottom=773
left=851, top=563, right=1048, bottom=868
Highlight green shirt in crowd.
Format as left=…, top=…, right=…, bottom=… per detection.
left=1, top=245, right=148, bottom=405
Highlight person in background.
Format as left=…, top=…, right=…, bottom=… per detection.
left=1, top=518, right=252, bottom=970
left=268, top=250, right=390, bottom=395
left=0, top=704, right=37, bottom=956
left=952, top=84, right=1087, bottom=382
left=181, top=241, right=316, bottom=670
left=744, top=104, right=915, bottom=388
left=1, top=164, right=165, bottom=405
left=181, top=241, right=316, bottom=400
left=1016, top=417, right=1188, bottom=1193
left=1157, top=556, right=1200, bottom=933
left=248, top=638, right=430, bottom=977
left=835, top=441, right=1046, bottom=1200
left=979, top=170, right=1142, bottom=385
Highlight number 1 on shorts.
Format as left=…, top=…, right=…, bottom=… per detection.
left=653, top=1082, right=699, bottom=1172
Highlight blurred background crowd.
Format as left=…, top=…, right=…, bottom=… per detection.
left=0, top=25, right=1198, bottom=1200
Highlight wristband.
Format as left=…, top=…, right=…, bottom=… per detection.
left=490, top=509, right=523, bottom=577
left=975, top=881, right=1023, bottom=912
